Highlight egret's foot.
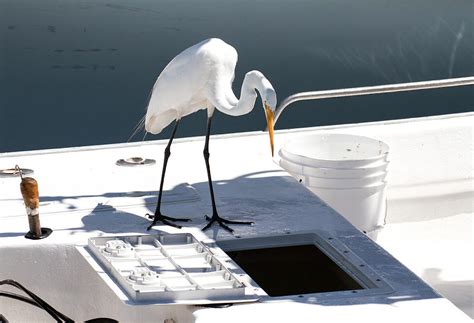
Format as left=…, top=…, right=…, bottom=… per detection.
left=146, top=213, right=191, bottom=230
left=202, top=214, right=254, bottom=233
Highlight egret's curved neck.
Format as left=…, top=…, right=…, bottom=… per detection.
left=214, top=70, right=272, bottom=117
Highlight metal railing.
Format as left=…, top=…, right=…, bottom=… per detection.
left=272, top=76, right=474, bottom=127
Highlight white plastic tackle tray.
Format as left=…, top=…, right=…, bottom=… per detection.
left=85, top=233, right=260, bottom=304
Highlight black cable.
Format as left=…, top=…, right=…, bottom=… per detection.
left=0, top=279, right=74, bottom=322
left=0, top=291, right=42, bottom=308
left=9, top=280, right=73, bottom=322
left=1, top=283, right=119, bottom=323
left=1, top=279, right=63, bottom=322
left=0, top=280, right=56, bottom=320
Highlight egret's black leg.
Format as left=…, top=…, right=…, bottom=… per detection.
left=201, top=116, right=254, bottom=233
left=147, top=119, right=190, bottom=230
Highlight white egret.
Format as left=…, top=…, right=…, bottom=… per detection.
left=145, top=38, right=276, bottom=233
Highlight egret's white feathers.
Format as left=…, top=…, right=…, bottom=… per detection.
left=146, top=109, right=178, bottom=135
left=145, top=38, right=276, bottom=134
left=127, top=114, right=146, bottom=142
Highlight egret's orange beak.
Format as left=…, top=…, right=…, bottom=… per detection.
left=264, top=103, right=275, bottom=157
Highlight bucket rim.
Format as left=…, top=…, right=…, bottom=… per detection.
left=290, top=170, right=388, bottom=181
left=279, top=149, right=389, bottom=169
left=306, top=180, right=388, bottom=191
left=282, top=133, right=390, bottom=163
left=279, top=154, right=390, bottom=178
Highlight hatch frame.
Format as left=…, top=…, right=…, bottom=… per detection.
left=212, top=231, right=394, bottom=302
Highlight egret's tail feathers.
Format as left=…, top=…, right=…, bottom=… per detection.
left=127, top=114, right=146, bottom=142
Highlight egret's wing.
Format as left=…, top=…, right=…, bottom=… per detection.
left=145, top=45, right=209, bottom=133
left=145, top=38, right=246, bottom=133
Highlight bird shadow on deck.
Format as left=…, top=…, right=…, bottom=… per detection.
left=65, top=170, right=313, bottom=237
left=1, top=170, right=320, bottom=237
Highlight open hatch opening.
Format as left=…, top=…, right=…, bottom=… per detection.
left=226, top=244, right=363, bottom=297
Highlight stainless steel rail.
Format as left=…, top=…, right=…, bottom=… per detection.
left=272, top=76, right=474, bottom=127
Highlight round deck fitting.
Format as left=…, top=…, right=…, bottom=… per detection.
left=128, top=267, right=160, bottom=285
left=116, top=157, right=156, bottom=167
left=24, top=227, right=53, bottom=240
left=104, top=240, right=135, bottom=257
left=0, top=168, right=34, bottom=178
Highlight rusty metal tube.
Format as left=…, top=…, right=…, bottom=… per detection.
left=20, top=177, right=42, bottom=238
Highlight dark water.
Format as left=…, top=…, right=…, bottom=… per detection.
left=1, top=0, right=473, bottom=153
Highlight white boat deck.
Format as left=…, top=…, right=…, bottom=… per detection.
left=0, top=113, right=472, bottom=322
left=375, top=212, right=473, bottom=318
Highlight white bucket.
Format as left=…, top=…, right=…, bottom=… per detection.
left=278, top=133, right=389, bottom=233
left=279, top=156, right=389, bottom=179
left=281, top=133, right=389, bottom=169
left=287, top=170, right=388, bottom=189
left=308, top=183, right=387, bottom=232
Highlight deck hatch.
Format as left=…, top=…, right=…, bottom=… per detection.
left=216, top=232, right=393, bottom=300
left=226, top=244, right=363, bottom=296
